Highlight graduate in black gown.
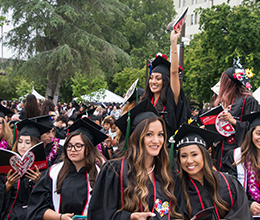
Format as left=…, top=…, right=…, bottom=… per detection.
left=88, top=98, right=185, bottom=220
left=142, top=26, right=190, bottom=141
left=26, top=118, right=107, bottom=220
left=221, top=111, right=260, bottom=216
left=30, top=115, right=63, bottom=166
left=0, top=119, right=50, bottom=220
left=212, top=59, right=259, bottom=170
left=174, top=123, right=252, bottom=219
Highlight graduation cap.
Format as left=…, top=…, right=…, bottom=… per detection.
left=174, top=123, right=221, bottom=150
left=29, top=115, right=54, bottom=129
left=115, top=98, right=159, bottom=151
left=122, top=79, right=145, bottom=106
left=17, top=119, right=51, bottom=138
left=67, top=118, right=107, bottom=146
left=0, top=104, right=14, bottom=118
left=225, top=57, right=252, bottom=90
left=242, top=111, right=260, bottom=128
left=76, top=112, right=102, bottom=131
left=151, top=55, right=171, bottom=77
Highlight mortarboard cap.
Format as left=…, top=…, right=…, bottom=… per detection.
left=67, top=118, right=107, bottom=146
left=47, top=95, right=53, bottom=101
left=29, top=115, right=54, bottom=129
left=76, top=112, right=102, bottom=130
left=87, top=107, right=96, bottom=115
left=225, top=57, right=252, bottom=90
left=122, top=79, right=145, bottom=105
left=17, top=119, right=51, bottom=138
left=0, top=104, right=14, bottom=118
left=115, top=98, right=158, bottom=137
left=242, top=111, right=260, bottom=128
left=115, top=98, right=159, bottom=150
left=152, top=55, right=171, bottom=77
left=174, top=123, right=221, bottom=150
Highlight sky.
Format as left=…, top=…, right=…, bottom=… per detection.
left=1, top=23, right=14, bottom=59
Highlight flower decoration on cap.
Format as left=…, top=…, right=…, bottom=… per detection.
left=245, top=68, right=254, bottom=78
left=225, top=57, right=253, bottom=91
left=155, top=52, right=168, bottom=60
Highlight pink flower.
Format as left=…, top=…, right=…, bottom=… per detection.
left=246, top=82, right=251, bottom=89
left=233, top=74, right=236, bottom=79
left=237, top=74, right=242, bottom=80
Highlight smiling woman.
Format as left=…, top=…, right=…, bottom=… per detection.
left=175, top=123, right=252, bottom=219
left=88, top=98, right=185, bottom=220
left=27, top=118, right=107, bottom=220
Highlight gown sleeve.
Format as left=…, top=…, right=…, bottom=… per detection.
left=87, top=160, right=132, bottom=220
left=224, top=173, right=253, bottom=219
left=26, top=167, right=54, bottom=220
left=0, top=176, right=6, bottom=217
left=220, top=149, right=237, bottom=177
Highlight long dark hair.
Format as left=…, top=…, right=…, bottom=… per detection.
left=235, top=126, right=260, bottom=171
left=25, top=94, right=42, bottom=118
left=177, top=145, right=230, bottom=218
left=119, top=117, right=183, bottom=219
left=42, top=100, right=55, bottom=115
left=214, top=72, right=251, bottom=109
left=56, top=131, right=104, bottom=194
left=142, top=73, right=170, bottom=111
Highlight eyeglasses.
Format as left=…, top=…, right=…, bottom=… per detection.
left=66, top=143, right=84, bottom=151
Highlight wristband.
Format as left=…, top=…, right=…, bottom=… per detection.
left=60, top=214, right=63, bottom=220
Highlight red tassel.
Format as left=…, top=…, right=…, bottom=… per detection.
left=66, top=129, right=69, bottom=137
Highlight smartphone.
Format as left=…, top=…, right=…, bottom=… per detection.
left=72, top=215, right=87, bottom=219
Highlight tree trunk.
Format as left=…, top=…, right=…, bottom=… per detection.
left=53, top=73, right=62, bottom=105
left=45, top=67, right=55, bottom=100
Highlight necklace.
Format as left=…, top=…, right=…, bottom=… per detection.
left=46, top=137, right=60, bottom=162
left=147, top=164, right=155, bottom=175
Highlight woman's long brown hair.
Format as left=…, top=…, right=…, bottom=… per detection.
left=177, top=145, right=230, bottom=218
left=0, top=118, right=13, bottom=149
left=56, top=131, right=104, bottom=194
left=214, top=71, right=251, bottom=109
left=120, top=117, right=183, bottom=219
left=235, top=126, right=260, bottom=171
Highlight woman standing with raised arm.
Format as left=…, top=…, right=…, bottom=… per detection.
left=142, top=27, right=190, bottom=141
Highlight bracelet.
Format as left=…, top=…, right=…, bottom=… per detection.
left=171, top=51, right=177, bottom=54
left=107, top=146, right=113, bottom=150
left=60, top=214, right=63, bottom=220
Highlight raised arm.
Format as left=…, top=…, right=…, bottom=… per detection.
left=170, top=27, right=182, bottom=105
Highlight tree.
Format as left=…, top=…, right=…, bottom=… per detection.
left=113, top=65, right=147, bottom=96
left=183, top=0, right=260, bottom=103
left=116, top=0, right=176, bottom=69
left=0, top=0, right=131, bottom=104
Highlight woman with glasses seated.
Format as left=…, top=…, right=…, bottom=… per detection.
left=27, top=118, right=107, bottom=220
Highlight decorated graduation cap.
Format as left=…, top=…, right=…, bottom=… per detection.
left=115, top=98, right=159, bottom=151
left=67, top=118, right=107, bottom=146
left=0, top=104, right=14, bottom=118
left=17, top=119, right=51, bottom=138
left=29, top=115, right=54, bottom=129
left=225, top=57, right=253, bottom=90
left=151, top=54, right=171, bottom=77
left=242, top=111, right=260, bottom=128
left=87, top=107, right=96, bottom=116
left=122, top=79, right=145, bottom=106
left=174, top=123, right=221, bottom=150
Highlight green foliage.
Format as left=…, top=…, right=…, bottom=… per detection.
left=113, top=65, right=147, bottom=96
left=16, top=80, right=34, bottom=99
left=184, top=0, right=260, bottom=103
left=71, top=69, right=108, bottom=101
left=117, top=0, right=176, bottom=69
left=1, top=0, right=131, bottom=100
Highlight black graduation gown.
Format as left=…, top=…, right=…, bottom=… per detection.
left=44, top=142, right=63, bottom=167
left=221, top=149, right=258, bottom=208
left=88, top=159, right=185, bottom=220
left=26, top=164, right=88, bottom=220
left=153, top=87, right=191, bottom=141
left=215, top=95, right=259, bottom=170
left=0, top=175, right=34, bottom=220
left=177, top=171, right=252, bottom=219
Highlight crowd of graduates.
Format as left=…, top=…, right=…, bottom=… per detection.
left=1, top=27, right=260, bottom=220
